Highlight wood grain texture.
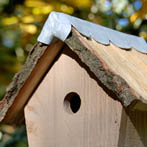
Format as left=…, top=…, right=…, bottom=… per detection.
left=124, top=110, right=147, bottom=147
left=25, top=48, right=123, bottom=147
left=1, top=25, right=146, bottom=126
left=65, top=28, right=147, bottom=109
left=0, top=40, right=64, bottom=124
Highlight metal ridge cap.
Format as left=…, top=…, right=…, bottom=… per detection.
left=37, top=11, right=147, bottom=54
left=37, top=11, right=71, bottom=44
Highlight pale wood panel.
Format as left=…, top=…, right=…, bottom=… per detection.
left=25, top=48, right=123, bottom=147
left=124, top=110, right=147, bottom=147
left=75, top=30, right=147, bottom=102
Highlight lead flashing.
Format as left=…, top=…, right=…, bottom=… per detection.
left=38, top=11, right=147, bottom=53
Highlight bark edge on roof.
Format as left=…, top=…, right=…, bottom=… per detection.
left=65, top=28, right=147, bottom=110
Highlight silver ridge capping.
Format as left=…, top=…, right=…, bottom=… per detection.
left=37, top=11, right=147, bottom=53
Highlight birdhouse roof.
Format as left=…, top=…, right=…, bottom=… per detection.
left=0, top=11, right=147, bottom=124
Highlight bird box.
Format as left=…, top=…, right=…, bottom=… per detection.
left=0, top=12, right=147, bottom=147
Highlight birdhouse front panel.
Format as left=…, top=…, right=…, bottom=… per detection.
left=25, top=47, right=123, bottom=147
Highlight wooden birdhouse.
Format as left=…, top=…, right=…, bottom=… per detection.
left=0, top=12, right=147, bottom=147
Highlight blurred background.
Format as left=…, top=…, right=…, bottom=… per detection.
left=0, top=0, right=146, bottom=146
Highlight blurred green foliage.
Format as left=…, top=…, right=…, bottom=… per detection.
left=0, top=0, right=146, bottom=146
left=0, top=125, right=27, bottom=147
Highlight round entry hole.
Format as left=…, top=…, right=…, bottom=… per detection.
left=64, top=92, right=81, bottom=114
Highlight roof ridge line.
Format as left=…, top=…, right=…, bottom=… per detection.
left=37, top=11, right=147, bottom=53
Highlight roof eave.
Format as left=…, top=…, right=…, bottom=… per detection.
left=0, top=40, right=64, bottom=124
